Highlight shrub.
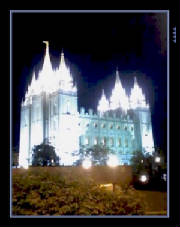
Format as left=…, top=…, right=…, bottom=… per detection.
left=12, top=167, right=145, bottom=215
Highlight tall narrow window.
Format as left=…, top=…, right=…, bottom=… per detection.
left=85, top=137, right=89, bottom=145
left=110, top=138, right=114, bottom=147
left=118, top=138, right=121, bottom=147
left=94, top=137, right=98, bottom=145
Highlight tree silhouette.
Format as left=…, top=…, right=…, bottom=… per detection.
left=73, top=144, right=114, bottom=166
left=32, top=141, right=59, bottom=166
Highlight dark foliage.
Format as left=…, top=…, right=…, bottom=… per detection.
left=12, top=168, right=145, bottom=215
left=32, top=142, right=59, bottom=166
left=73, top=144, right=115, bottom=166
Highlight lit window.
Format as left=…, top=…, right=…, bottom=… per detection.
left=101, top=137, right=106, bottom=145
left=94, top=137, right=98, bottom=145
left=85, top=137, right=89, bottom=145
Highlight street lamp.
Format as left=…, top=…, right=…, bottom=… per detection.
left=155, top=156, right=161, bottom=163
left=139, top=174, right=148, bottom=183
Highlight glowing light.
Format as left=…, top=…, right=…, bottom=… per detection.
left=55, top=114, right=80, bottom=165
left=139, top=175, right=148, bottom=183
left=100, top=183, right=113, bottom=191
left=109, top=69, right=129, bottom=112
left=107, top=155, right=119, bottom=167
left=129, top=77, right=149, bottom=109
left=155, top=156, right=161, bottom=163
left=82, top=159, right=92, bottom=169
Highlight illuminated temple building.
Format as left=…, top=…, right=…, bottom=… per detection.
left=19, top=41, right=154, bottom=168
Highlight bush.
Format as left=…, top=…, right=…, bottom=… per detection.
left=12, top=168, right=145, bottom=215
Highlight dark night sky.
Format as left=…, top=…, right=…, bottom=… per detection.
left=12, top=12, right=167, bottom=154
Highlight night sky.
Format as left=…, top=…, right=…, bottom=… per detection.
left=12, top=12, right=167, bottom=155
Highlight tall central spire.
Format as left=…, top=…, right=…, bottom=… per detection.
left=42, top=41, right=52, bottom=72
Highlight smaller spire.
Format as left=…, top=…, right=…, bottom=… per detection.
left=134, top=76, right=137, bottom=84
left=102, top=89, right=105, bottom=96
left=115, top=68, right=120, bottom=84
left=60, top=48, right=65, bottom=65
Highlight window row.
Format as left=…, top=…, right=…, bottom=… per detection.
left=81, top=137, right=129, bottom=147
left=80, top=122, right=134, bottom=131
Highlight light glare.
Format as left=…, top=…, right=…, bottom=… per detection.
left=155, top=156, right=160, bottom=163
left=140, top=175, right=148, bottom=183
left=107, top=155, right=119, bottom=167
left=82, top=159, right=92, bottom=169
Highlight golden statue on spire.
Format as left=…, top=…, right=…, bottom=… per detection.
left=43, top=41, right=49, bottom=47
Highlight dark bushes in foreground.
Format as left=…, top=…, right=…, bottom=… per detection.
left=13, top=168, right=145, bottom=215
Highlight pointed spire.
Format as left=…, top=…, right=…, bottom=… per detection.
left=102, top=89, right=105, bottom=96
left=115, top=67, right=121, bottom=85
left=97, top=89, right=109, bottom=113
left=109, top=68, right=129, bottom=112
left=129, top=76, right=149, bottom=109
left=60, top=48, right=65, bottom=66
left=41, top=41, right=52, bottom=73
left=134, top=76, right=137, bottom=84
